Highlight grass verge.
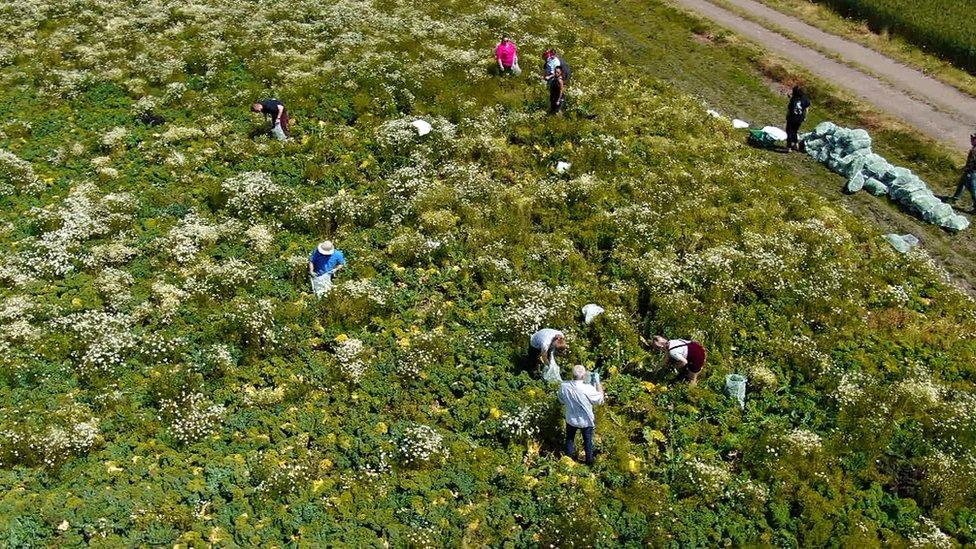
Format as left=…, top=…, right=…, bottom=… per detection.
left=747, top=0, right=976, bottom=97
left=569, top=0, right=976, bottom=290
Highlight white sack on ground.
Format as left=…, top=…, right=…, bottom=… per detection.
left=581, top=304, right=605, bottom=324
left=761, top=126, right=787, bottom=141
left=411, top=119, right=433, bottom=136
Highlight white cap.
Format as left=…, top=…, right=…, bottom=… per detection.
left=317, top=241, right=335, bottom=255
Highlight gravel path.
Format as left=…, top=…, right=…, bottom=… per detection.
left=671, top=0, right=976, bottom=152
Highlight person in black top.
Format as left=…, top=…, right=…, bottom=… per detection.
left=785, top=86, right=811, bottom=151
left=251, top=99, right=290, bottom=141
left=548, top=66, right=565, bottom=114
left=946, top=132, right=976, bottom=212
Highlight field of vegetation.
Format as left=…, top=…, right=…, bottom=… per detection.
left=1, top=0, right=976, bottom=545
left=809, top=0, right=976, bottom=75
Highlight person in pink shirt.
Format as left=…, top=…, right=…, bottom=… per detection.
left=495, top=35, right=519, bottom=75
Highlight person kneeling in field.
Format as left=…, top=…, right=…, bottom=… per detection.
left=308, top=240, right=345, bottom=298
left=528, top=328, right=568, bottom=382
left=653, top=335, right=707, bottom=386
left=558, top=364, right=605, bottom=465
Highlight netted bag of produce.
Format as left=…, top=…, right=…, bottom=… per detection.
left=884, top=233, right=919, bottom=254
left=846, top=172, right=866, bottom=193
left=864, top=177, right=889, bottom=196
left=725, top=374, right=747, bottom=409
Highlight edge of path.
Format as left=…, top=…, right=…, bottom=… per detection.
left=668, top=0, right=976, bottom=153
left=567, top=0, right=976, bottom=294
left=734, top=0, right=976, bottom=100
left=708, top=0, right=976, bottom=116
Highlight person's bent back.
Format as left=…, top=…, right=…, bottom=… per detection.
left=251, top=99, right=290, bottom=141
left=528, top=328, right=567, bottom=382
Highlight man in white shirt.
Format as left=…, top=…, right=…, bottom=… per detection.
left=528, top=328, right=568, bottom=383
left=558, top=364, right=605, bottom=465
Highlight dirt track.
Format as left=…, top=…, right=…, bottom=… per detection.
left=671, top=0, right=976, bottom=152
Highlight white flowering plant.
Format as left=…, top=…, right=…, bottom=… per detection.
left=0, top=0, right=974, bottom=545
left=395, top=424, right=449, bottom=467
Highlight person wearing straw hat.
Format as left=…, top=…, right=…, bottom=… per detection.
left=308, top=240, right=346, bottom=297
left=652, top=335, right=707, bottom=386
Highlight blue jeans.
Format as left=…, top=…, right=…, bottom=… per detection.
left=565, top=424, right=594, bottom=464
left=952, top=171, right=976, bottom=205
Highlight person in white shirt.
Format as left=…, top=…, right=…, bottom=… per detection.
left=528, top=328, right=568, bottom=382
left=558, top=364, right=605, bottom=465
left=653, top=335, right=708, bottom=386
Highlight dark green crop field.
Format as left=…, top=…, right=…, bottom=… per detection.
left=814, top=0, right=976, bottom=74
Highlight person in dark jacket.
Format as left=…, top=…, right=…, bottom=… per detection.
left=251, top=99, right=290, bottom=141
left=946, top=132, right=976, bottom=212
left=548, top=66, right=565, bottom=114
left=785, top=86, right=811, bottom=151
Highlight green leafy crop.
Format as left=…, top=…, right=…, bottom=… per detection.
left=0, top=0, right=974, bottom=545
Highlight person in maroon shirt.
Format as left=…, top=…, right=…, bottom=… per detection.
left=653, top=335, right=707, bottom=386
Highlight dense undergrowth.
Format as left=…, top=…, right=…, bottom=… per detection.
left=1, top=0, right=976, bottom=546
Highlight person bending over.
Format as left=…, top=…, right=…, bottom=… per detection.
left=653, top=335, right=707, bottom=386
left=251, top=98, right=290, bottom=141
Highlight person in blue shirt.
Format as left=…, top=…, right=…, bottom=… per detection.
left=308, top=240, right=346, bottom=297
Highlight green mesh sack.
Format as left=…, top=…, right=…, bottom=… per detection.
left=725, top=374, right=747, bottom=409
left=747, top=129, right=777, bottom=149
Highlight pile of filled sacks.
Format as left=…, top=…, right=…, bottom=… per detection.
left=803, top=122, right=969, bottom=232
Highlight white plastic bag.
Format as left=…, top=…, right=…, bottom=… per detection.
left=541, top=359, right=562, bottom=383
left=310, top=272, right=333, bottom=298
left=581, top=304, right=604, bottom=324
left=272, top=122, right=287, bottom=141
left=411, top=119, right=433, bottom=137
left=760, top=126, right=788, bottom=141
left=732, top=119, right=750, bottom=129
left=555, top=161, right=572, bottom=174
left=512, top=59, right=522, bottom=75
